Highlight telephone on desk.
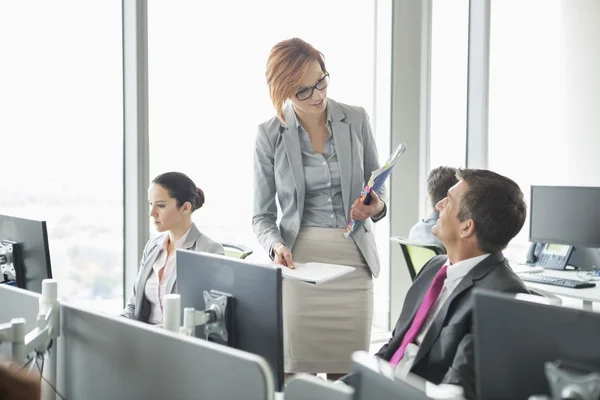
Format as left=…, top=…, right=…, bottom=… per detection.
left=526, top=242, right=573, bottom=270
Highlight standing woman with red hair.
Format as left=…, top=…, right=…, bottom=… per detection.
left=253, top=38, right=388, bottom=380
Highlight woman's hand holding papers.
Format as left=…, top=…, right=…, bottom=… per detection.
left=273, top=242, right=296, bottom=269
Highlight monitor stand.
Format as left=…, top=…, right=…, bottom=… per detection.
left=544, top=360, right=600, bottom=400
left=202, top=290, right=235, bottom=346
left=568, top=247, right=600, bottom=271
left=174, top=290, right=236, bottom=347
left=0, top=239, right=22, bottom=286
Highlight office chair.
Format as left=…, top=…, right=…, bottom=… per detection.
left=390, top=237, right=446, bottom=281
left=221, top=242, right=253, bottom=259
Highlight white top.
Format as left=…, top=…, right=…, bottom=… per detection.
left=144, top=226, right=192, bottom=325
left=395, top=253, right=490, bottom=378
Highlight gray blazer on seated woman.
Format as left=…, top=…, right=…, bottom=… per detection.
left=121, top=172, right=224, bottom=324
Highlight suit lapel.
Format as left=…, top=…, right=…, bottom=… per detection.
left=181, top=223, right=201, bottom=250
left=282, top=104, right=306, bottom=219
left=412, top=274, right=475, bottom=365
left=412, top=253, right=505, bottom=366
left=386, top=257, right=447, bottom=359
left=166, top=224, right=201, bottom=294
left=137, top=240, right=162, bottom=304
left=328, top=99, right=352, bottom=220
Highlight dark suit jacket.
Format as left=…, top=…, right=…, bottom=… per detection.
left=342, top=252, right=527, bottom=399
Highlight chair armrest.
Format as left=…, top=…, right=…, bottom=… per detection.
left=221, top=242, right=252, bottom=253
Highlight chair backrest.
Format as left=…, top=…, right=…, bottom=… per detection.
left=222, top=242, right=254, bottom=259
left=285, top=374, right=354, bottom=400
left=390, top=237, right=446, bottom=281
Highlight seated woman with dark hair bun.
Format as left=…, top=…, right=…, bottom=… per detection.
left=121, top=172, right=224, bottom=325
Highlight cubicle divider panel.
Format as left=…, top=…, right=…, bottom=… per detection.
left=57, top=303, right=275, bottom=400
left=0, top=284, right=40, bottom=357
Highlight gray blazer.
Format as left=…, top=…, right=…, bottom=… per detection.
left=252, top=98, right=388, bottom=277
left=120, top=223, right=224, bottom=322
left=408, top=210, right=445, bottom=251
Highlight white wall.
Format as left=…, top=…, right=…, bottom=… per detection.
left=563, top=0, right=600, bottom=180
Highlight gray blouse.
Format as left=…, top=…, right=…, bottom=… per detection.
left=297, top=118, right=347, bottom=229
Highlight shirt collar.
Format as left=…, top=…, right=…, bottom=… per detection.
left=444, top=253, right=490, bottom=283
left=292, top=106, right=332, bottom=130
left=160, top=225, right=193, bottom=251
left=423, top=210, right=439, bottom=223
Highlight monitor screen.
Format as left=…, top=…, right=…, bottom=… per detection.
left=176, top=250, right=284, bottom=391
left=474, top=289, right=600, bottom=399
left=530, top=186, right=600, bottom=248
left=0, top=214, right=52, bottom=294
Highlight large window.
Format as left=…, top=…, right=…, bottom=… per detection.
left=148, top=0, right=391, bottom=328
left=488, top=0, right=600, bottom=261
left=429, top=0, right=469, bottom=175
left=0, top=2, right=124, bottom=310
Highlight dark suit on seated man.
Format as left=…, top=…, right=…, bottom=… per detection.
left=409, top=166, right=459, bottom=251
left=341, top=169, right=528, bottom=399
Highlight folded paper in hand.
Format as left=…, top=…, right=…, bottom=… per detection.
left=344, top=142, right=407, bottom=238
left=278, top=262, right=356, bottom=285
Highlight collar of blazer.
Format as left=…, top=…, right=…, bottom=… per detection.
left=280, top=98, right=353, bottom=219
left=410, top=252, right=506, bottom=366
left=138, top=223, right=203, bottom=291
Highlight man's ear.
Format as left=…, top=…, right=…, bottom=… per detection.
left=460, top=219, right=476, bottom=238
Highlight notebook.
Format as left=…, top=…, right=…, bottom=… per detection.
left=278, top=262, right=356, bottom=285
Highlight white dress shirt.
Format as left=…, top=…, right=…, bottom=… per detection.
left=395, top=253, right=490, bottom=378
left=144, top=226, right=192, bottom=325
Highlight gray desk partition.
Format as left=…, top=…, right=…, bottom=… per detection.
left=0, top=284, right=40, bottom=357
left=57, top=303, right=275, bottom=400
left=1, top=284, right=276, bottom=399
left=284, top=374, right=354, bottom=400
left=0, top=284, right=58, bottom=400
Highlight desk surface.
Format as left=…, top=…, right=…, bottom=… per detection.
left=511, top=264, right=600, bottom=303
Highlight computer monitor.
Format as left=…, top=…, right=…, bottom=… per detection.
left=530, top=185, right=600, bottom=247
left=474, top=289, right=600, bottom=400
left=176, top=250, right=284, bottom=390
left=350, top=351, right=431, bottom=400
left=0, top=214, right=52, bottom=294
left=530, top=185, right=600, bottom=270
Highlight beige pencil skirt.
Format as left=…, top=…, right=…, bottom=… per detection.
left=283, top=227, right=374, bottom=373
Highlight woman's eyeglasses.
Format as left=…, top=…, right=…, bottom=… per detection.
left=295, top=73, right=330, bottom=101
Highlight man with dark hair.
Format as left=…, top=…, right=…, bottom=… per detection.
left=341, top=169, right=528, bottom=399
left=409, top=166, right=458, bottom=250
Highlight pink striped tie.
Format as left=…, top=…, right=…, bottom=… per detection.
left=389, top=264, right=448, bottom=367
